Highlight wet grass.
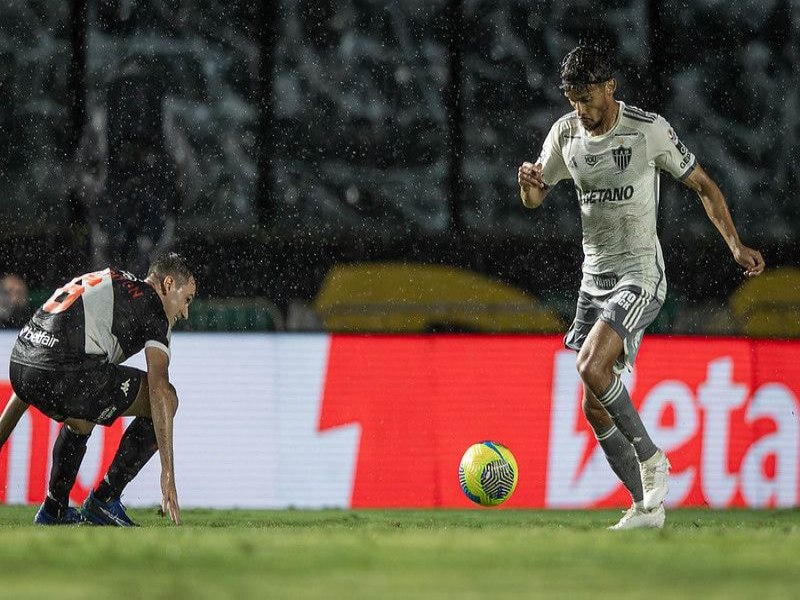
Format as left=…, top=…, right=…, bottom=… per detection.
left=0, top=506, right=797, bottom=599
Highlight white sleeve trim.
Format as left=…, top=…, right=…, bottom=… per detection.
left=145, top=340, right=171, bottom=360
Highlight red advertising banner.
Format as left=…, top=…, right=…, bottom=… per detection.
left=320, top=335, right=800, bottom=509
left=320, top=335, right=562, bottom=508
left=1, top=333, right=798, bottom=508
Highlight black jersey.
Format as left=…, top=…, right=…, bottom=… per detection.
left=10, top=268, right=170, bottom=371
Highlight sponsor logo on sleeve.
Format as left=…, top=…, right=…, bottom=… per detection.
left=668, top=128, right=678, bottom=143
left=19, top=325, right=59, bottom=348
left=668, top=127, right=690, bottom=156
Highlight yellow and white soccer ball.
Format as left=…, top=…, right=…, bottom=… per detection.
left=458, top=441, right=519, bottom=506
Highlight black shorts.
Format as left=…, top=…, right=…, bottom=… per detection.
left=9, top=361, right=144, bottom=426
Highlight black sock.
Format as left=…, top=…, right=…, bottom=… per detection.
left=43, top=425, right=90, bottom=517
left=94, top=417, right=158, bottom=502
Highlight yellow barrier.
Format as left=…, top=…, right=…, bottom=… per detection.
left=729, top=267, right=800, bottom=337
left=314, top=262, right=563, bottom=333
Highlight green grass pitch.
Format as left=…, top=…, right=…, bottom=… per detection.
left=0, top=506, right=798, bottom=599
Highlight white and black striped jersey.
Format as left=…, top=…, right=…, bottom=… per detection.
left=536, top=101, right=696, bottom=301
left=11, top=268, right=170, bottom=371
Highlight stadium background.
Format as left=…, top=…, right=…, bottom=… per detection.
left=0, top=0, right=798, bottom=509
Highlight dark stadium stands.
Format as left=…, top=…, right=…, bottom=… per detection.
left=0, top=0, right=797, bottom=335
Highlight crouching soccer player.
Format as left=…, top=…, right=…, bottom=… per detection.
left=518, top=45, right=764, bottom=529
left=0, top=252, right=195, bottom=526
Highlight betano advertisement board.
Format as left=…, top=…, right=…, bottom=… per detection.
left=0, top=332, right=797, bottom=509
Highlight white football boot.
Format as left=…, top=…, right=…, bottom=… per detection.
left=640, top=449, right=671, bottom=511
left=608, top=503, right=665, bottom=530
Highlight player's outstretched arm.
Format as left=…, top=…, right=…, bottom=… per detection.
left=0, top=393, right=29, bottom=449
left=683, top=164, right=765, bottom=278
left=145, top=346, right=181, bottom=526
left=518, top=162, right=550, bottom=209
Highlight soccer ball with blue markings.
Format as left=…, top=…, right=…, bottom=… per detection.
left=458, top=441, right=519, bottom=506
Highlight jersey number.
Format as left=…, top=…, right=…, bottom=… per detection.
left=42, top=271, right=106, bottom=314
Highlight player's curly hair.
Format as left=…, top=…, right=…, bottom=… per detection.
left=147, top=252, right=194, bottom=284
left=559, top=44, right=615, bottom=92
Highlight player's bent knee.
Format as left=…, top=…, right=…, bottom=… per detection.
left=576, top=351, right=599, bottom=384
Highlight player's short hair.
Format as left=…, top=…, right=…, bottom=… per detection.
left=147, top=252, right=194, bottom=284
left=559, top=44, right=615, bottom=92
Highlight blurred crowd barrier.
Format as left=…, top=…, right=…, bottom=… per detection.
left=10, top=261, right=797, bottom=338
left=2, top=0, right=797, bottom=240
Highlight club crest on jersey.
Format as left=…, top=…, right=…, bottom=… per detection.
left=584, top=154, right=600, bottom=167
left=612, top=146, right=632, bottom=172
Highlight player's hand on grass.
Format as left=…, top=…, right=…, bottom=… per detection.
left=161, top=472, right=181, bottom=525
left=518, top=162, right=546, bottom=191
left=733, top=244, right=765, bottom=277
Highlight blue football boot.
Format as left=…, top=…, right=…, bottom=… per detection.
left=81, top=490, right=139, bottom=527
left=33, top=504, right=83, bottom=525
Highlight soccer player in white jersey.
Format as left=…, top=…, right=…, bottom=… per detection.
left=518, top=45, right=765, bottom=529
